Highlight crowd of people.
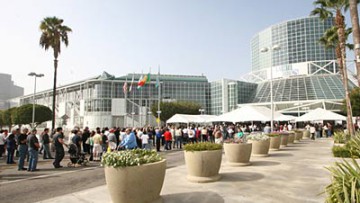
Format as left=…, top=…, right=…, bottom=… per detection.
left=0, top=121, right=349, bottom=172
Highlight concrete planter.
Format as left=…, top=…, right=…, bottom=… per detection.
left=280, top=134, right=289, bottom=147
left=104, top=159, right=166, bottom=203
left=303, top=130, right=310, bottom=139
left=294, top=132, right=302, bottom=142
left=288, top=133, right=295, bottom=144
left=184, top=150, right=222, bottom=183
left=248, top=139, right=270, bottom=157
left=269, top=136, right=281, bottom=151
left=224, top=143, right=252, bottom=166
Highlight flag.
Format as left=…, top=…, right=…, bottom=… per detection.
left=129, top=74, right=134, bottom=92
left=137, top=72, right=151, bottom=89
left=137, top=75, right=144, bottom=89
left=123, top=81, right=128, bottom=94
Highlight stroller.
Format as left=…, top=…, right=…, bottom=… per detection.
left=67, top=143, right=89, bottom=167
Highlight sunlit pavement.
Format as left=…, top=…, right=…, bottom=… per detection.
left=36, top=138, right=336, bottom=203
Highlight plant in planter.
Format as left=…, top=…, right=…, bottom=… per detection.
left=287, top=131, right=295, bottom=144
left=247, top=133, right=270, bottom=157
left=223, top=138, right=252, bottom=166
left=279, top=132, right=289, bottom=147
left=184, top=142, right=223, bottom=183
left=293, top=130, right=303, bottom=142
left=102, top=149, right=166, bottom=203
left=267, top=133, right=281, bottom=151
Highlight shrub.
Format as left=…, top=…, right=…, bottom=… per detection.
left=332, top=146, right=351, bottom=158
left=184, top=142, right=222, bottom=151
left=101, top=149, right=163, bottom=168
left=223, top=138, right=246, bottom=144
left=346, top=134, right=360, bottom=159
left=266, top=133, right=280, bottom=137
left=333, top=132, right=350, bottom=144
left=247, top=133, right=269, bottom=141
left=324, top=159, right=360, bottom=203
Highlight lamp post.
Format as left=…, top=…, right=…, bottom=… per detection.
left=260, top=45, right=280, bottom=132
left=28, top=72, right=44, bottom=128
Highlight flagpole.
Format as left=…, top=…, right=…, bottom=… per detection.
left=132, top=73, right=135, bottom=128
left=124, top=78, right=128, bottom=128
left=157, top=66, right=161, bottom=128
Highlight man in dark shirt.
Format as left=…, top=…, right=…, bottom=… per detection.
left=72, top=131, right=81, bottom=155
left=6, top=130, right=16, bottom=164
left=17, top=128, right=28, bottom=171
left=53, top=127, right=66, bottom=168
left=27, top=129, right=40, bottom=172
left=42, top=128, right=53, bottom=159
left=82, top=127, right=90, bottom=154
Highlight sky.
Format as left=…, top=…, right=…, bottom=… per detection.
left=0, top=0, right=353, bottom=95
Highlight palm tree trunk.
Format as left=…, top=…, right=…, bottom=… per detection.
left=52, top=58, right=58, bottom=132
left=336, top=11, right=355, bottom=136
left=349, top=0, right=360, bottom=86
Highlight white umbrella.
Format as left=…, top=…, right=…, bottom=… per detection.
left=295, top=108, right=346, bottom=122
left=275, top=114, right=297, bottom=121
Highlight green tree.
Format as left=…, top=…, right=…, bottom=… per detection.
left=311, top=0, right=355, bottom=136
left=2, top=107, right=19, bottom=127
left=39, top=16, right=72, bottom=131
left=342, top=87, right=360, bottom=116
left=16, top=104, right=53, bottom=127
left=0, top=110, right=4, bottom=128
left=151, top=101, right=202, bottom=122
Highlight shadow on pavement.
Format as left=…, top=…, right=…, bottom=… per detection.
left=251, top=160, right=281, bottom=167
left=269, top=153, right=293, bottom=157
left=278, top=148, right=300, bottom=151
left=221, top=171, right=264, bottom=182
left=162, top=191, right=224, bottom=203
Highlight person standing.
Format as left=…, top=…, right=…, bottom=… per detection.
left=0, top=130, right=7, bottom=158
left=118, top=128, right=137, bottom=150
left=163, top=128, right=172, bottom=150
left=6, top=130, right=16, bottom=164
left=107, top=129, right=117, bottom=151
left=174, top=127, right=182, bottom=149
left=155, top=128, right=162, bottom=152
left=201, top=127, right=208, bottom=142
left=82, top=127, right=90, bottom=154
left=92, top=129, right=102, bottom=161
left=27, top=129, right=40, bottom=172
left=53, top=127, right=67, bottom=168
left=17, top=128, right=28, bottom=170
left=42, top=128, right=54, bottom=159
left=310, top=125, right=316, bottom=140
left=141, top=130, right=149, bottom=150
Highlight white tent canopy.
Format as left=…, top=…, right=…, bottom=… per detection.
left=295, top=108, right=346, bottom=122
left=274, top=114, right=297, bottom=121
left=209, top=106, right=283, bottom=123
left=166, top=114, right=216, bottom=124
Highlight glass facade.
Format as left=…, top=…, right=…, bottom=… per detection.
left=251, top=17, right=336, bottom=74
left=252, top=74, right=356, bottom=103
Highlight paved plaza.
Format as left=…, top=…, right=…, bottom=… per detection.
left=36, top=138, right=336, bottom=203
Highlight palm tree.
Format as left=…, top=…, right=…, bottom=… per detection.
left=311, top=0, right=355, bottom=136
left=39, top=17, right=72, bottom=131
left=349, top=0, right=360, bottom=86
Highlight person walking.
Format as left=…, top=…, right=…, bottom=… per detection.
left=53, top=127, right=67, bottom=168
left=27, top=129, right=40, bottom=172
left=42, top=128, right=54, bottom=159
left=6, top=130, right=16, bottom=165
left=310, top=125, right=316, bottom=140
left=17, top=128, right=28, bottom=170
